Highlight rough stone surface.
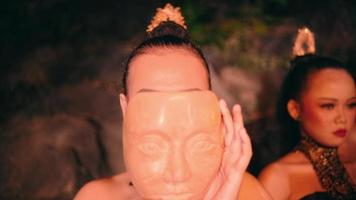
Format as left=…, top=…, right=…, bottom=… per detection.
left=0, top=114, right=110, bottom=200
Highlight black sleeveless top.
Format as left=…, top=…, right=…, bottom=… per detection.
left=301, top=192, right=356, bottom=200
left=301, top=192, right=335, bottom=200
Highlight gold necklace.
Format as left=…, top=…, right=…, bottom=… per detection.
left=296, top=135, right=356, bottom=200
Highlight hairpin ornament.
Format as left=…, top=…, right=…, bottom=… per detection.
left=146, top=3, right=187, bottom=33
left=292, top=27, right=316, bottom=57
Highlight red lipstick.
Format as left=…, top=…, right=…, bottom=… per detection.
left=333, top=129, right=347, bottom=137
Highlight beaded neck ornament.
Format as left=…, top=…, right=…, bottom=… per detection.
left=296, top=135, right=356, bottom=199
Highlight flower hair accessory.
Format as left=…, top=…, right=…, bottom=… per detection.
left=292, top=27, right=316, bottom=57
left=146, top=3, right=187, bottom=32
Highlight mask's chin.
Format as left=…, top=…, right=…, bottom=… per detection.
left=141, top=192, right=198, bottom=200
left=136, top=184, right=204, bottom=200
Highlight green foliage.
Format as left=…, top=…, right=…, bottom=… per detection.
left=181, top=1, right=289, bottom=72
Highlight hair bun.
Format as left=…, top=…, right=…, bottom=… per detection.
left=146, top=3, right=188, bottom=39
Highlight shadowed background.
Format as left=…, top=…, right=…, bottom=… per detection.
left=1, top=0, right=355, bottom=199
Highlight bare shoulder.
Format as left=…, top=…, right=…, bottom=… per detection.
left=259, top=160, right=288, bottom=182
left=238, top=172, right=272, bottom=200
left=74, top=173, right=136, bottom=200
left=258, top=151, right=309, bottom=200
left=259, top=151, right=307, bottom=181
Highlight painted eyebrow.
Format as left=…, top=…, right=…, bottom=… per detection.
left=317, top=96, right=356, bottom=101
left=137, top=88, right=202, bottom=93
left=317, top=97, right=338, bottom=101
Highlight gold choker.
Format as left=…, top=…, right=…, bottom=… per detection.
left=296, top=135, right=356, bottom=199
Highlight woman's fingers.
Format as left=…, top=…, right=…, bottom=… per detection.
left=204, top=101, right=252, bottom=200
left=219, top=101, right=252, bottom=171
left=232, top=104, right=244, bottom=131
left=230, top=105, right=243, bottom=160
left=219, top=99, right=234, bottom=148
left=237, top=127, right=252, bottom=168
left=232, top=104, right=252, bottom=167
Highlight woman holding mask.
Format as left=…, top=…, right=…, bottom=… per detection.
left=75, top=4, right=270, bottom=200
left=259, top=28, right=356, bottom=200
